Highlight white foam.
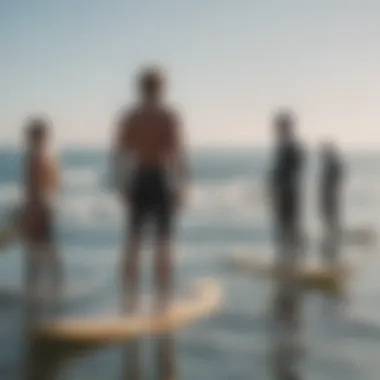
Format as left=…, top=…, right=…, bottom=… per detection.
left=189, top=179, right=265, bottom=215
left=62, top=168, right=101, bottom=192
left=58, top=194, right=122, bottom=226
left=0, top=185, right=20, bottom=204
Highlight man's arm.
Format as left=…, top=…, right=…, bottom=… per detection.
left=267, top=145, right=280, bottom=202
left=110, top=109, right=133, bottom=193
left=170, top=112, right=189, bottom=188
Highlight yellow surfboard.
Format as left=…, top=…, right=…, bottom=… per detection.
left=34, top=278, right=221, bottom=345
left=228, top=254, right=351, bottom=294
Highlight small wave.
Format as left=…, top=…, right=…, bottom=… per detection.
left=58, top=194, right=122, bottom=226
left=54, top=179, right=265, bottom=229
left=190, top=179, right=265, bottom=215
left=62, top=168, right=103, bottom=192
left=0, top=185, right=20, bottom=205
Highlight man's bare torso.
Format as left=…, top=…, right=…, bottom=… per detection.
left=118, top=103, right=178, bottom=167
left=25, top=150, right=60, bottom=203
left=22, top=149, right=60, bottom=243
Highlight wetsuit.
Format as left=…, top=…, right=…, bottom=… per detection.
left=320, top=154, right=343, bottom=226
left=319, top=153, right=343, bottom=266
left=269, top=138, right=304, bottom=256
left=270, top=139, right=304, bottom=229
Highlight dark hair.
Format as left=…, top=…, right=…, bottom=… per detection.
left=273, top=110, right=295, bottom=128
left=137, top=67, right=164, bottom=97
left=25, top=118, right=49, bottom=142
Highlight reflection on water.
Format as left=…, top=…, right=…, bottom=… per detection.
left=22, top=303, right=99, bottom=380
left=269, top=220, right=305, bottom=380
left=269, top=215, right=346, bottom=380
left=22, top=335, right=179, bottom=380
left=155, top=334, right=177, bottom=380
left=270, top=281, right=303, bottom=380
left=121, top=341, right=141, bottom=380
left=20, top=297, right=179, bottom=380
left=121, top=334, right=177, bottom=380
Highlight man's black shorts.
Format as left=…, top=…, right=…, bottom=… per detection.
left=23, top=201, right=55, bottom=244
left=127, top=166, right=174, bottom=238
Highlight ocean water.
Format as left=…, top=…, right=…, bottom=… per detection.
left=0, top=147, right=379, bottom=380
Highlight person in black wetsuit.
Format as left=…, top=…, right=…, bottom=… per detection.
left=319, top=142, right=344, bottom=266
left=111, top=67, right=188, bottom=314
left=268, top=110, right=305, bottom=264
left=268, top=110, right=305, bottom=380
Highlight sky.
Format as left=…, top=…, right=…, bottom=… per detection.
left=0, top=0, right=379, bottom=149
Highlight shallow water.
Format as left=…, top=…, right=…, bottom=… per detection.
left=0, top=148, right=379, bottom=380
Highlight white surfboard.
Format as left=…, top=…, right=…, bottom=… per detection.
left=34, top=278, right=221, bottom=344
left=228, top=252, right=351, bottom=293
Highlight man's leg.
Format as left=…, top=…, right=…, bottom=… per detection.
left=121, top=234, right=141, bottom=314
left=275, top=220, right=295, bottom=269
left=156, top=334, right=176, bottom=380
left=45, top=243, right=63, bottom=314
left=25, top=246, right=38, bottom=297
left=121, top=341, right=141, bottom=380
left=121, top=235, right=142, bottom=378
left=43, top=209, right=63, bottom=308
left=24, top=242, right=43, bottom=325
left=154, top=237, right=172, bottom=313
left=121, top=203, right=144, bottom=314
left=121, top=204, right=144, bottom=379
left=275, top=199, right=299, bottom=268
left=154, top=201, right=174, bottom=313
left=321, top=208, right=338, bottom=268
left=50, top=246, right=63, bottom=297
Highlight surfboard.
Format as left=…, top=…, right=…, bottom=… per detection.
left=34, top=278, right=221, bottom=344
left=343, top=227, right=376, bottom=247
left=305, top=227, right=376, bottom=249
left=228, top=253, right=350, bottom=294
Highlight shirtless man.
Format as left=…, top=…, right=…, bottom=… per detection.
left=21, top=118, right=61, bottom=304
left=112, top=67, right=188, bottom=314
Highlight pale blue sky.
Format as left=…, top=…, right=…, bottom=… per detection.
left=0, top=0, right=379, bottom=148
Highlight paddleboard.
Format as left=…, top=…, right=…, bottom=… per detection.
left=228, top=253, right=350, bottom=293
left=305, top=227, right=376, bottom=249
left=343, top=227, right=376, bottom=247
left=34, top=278, right=221, bottom=344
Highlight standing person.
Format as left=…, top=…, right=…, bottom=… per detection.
left=111, top=66, right=188, bottom=314
left=20, top=118, right=61, bottom=306
left=267, top=111, right=306, bottom=379
left=268, top=110, right=305, bottom=267
left=319, top=142, right=344, bottom=267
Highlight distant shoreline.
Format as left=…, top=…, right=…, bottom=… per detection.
left=0, top=144, right=378, bottom=155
